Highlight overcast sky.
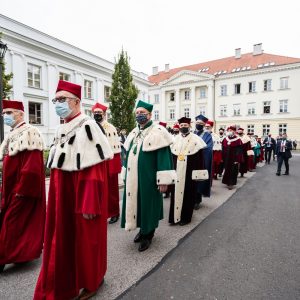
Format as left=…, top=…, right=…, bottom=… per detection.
left=2, top=0, right=300, bottom=75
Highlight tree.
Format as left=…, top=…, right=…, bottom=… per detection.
left=0, top=32, right=13, bottom=99
left=109, top=49, right=139, bottom=133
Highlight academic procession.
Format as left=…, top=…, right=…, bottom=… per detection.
left=0, top=77, right=296, bottom=299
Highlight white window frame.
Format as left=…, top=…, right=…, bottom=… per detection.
left=234, top=83, right=241, bottom=95
left=59, top=72, right=70, bottom=82
left=170, top=92, right=175, bottom=101
left=263, top=79, right=272, bottom=91
left=247, top=103, right=256, bottom=115
left=247, top=124, right=255, bottom=134
left=199, top=106, right=206, bottom=116
left=104, top=86, right=111, bottom=102
left=184, top=107, right=190, bottom=118
left=279, top=100, right=288, bottom=113
left=263, top=101, right=271, bottom=114
left=154, top=110, right=159, bottom=121
left=280, top=77, right=288, bottom=89
left=262, top=124, right=270, bottom=136
left=84, top=80, right=93, bottom=99
left=169, top=108, right=175, bottom=120
left=184, top=90, right=190, bottom=100
left=28, top=101, right=42, bottom=125
left=233, top=104, right=241, bottom=116
left=199, top=87, right=206, bottom=99
left=154, top=94, right=159, bottom=104
left=249, top=81, right=256, bottom=93
left=220, top=85, right=227, bottom=96
left=27, top=63, right=41, bottom=89
left=220, top=105, right=227, bottom=117
left=278, top=123, right=287, bottom=134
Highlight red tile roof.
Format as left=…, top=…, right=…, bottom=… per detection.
left=148, top=52, right=300, bottom=85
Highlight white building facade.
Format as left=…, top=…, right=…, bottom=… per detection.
left=0, top=14, right=150, bottom=146
left=149, top=45, right=300, bottom=140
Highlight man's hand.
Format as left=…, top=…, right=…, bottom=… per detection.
left=83, top=214, right=97, bottom=220
left=158, top=185, right=168, bottom=193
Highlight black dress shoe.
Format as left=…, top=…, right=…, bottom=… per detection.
left=109, top=216, right=119, bottom=224
left=276, top=172, right=281, bottom=176
left=179, top=221, right=190, bottom=226
left=0, top=265, right=5, bottom=273
left=134, top=231, right=142, bottom=243
left=194, top=203, right=201, bottom=210
left=138, top=239, right=151, bottom=252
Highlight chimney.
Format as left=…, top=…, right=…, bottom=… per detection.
left=165, top=64, right=170, bottom=72
left=253, top=43, right=263, bottom=56
left=235, top=48, right=241, bottom=59
left=152, top=66, right=159, bottom=75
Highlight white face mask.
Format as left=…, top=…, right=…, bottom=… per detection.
left=226, top=131, right=234, bottom=137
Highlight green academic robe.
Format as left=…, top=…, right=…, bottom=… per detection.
left=121, top=121, right=174, bottom=235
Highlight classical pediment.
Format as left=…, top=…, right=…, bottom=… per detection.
left=161, top=70, right=213, bottom=86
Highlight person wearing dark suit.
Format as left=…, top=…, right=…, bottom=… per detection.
left=263, top=134, right=276, bottom=164
left=275, top=133, right=292, bottom=176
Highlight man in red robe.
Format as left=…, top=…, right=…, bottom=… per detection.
left=34, top=81, right=113, bottom=300
left=222, top=125, right=243, bottom=190
left=92, top=102, right=122, bottom=224
left=0, top=100, right=45, bottom=273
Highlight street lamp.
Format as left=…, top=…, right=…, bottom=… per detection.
left=0, top=39, right=8, bottom=143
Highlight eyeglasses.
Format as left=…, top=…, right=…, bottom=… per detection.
left=52, top=96, right=78, bottom=104
left=2, top=110, right=16, bottom=116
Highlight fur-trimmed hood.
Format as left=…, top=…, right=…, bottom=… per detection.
left=101, top=120, right=121, bottom=154
left=0, top=123, right=45, bottom=160
left=171, top=133, right=206, bottom=156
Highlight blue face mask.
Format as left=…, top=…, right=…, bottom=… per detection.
left=55, top=102, right=72, bottom=118
left=136, top=114, right=148, bottom=125
left=3, top=114, right=16, bottom=127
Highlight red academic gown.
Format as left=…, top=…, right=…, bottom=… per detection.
left=0, top=149, right=46, bottom=264
left=107, top=154, right=121, bottom=218
left=34, top=162, right=108, bottom=300
left=222, top=136, right=243, bottom=186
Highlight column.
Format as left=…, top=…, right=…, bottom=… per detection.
left=175, top=88, right=180, bottom=119
left=207, top=83, right=215, bottom=120
left=10, top=51, right=24, bottom=100
left=47, top=63, right=59, bottom=131
left=96, top=78, right=104, bottom=102
left=190, top=86, right=196, bottom=120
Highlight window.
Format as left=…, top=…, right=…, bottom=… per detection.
left=262, top=124, right=270, bottom=136
left=27, top=64, right=41, bottom=88
left=247, top=103, right=256, bottom=115
left=170, top=92, right=175, bottom=101
left=247, top=124, right=255, bottom=134
left=220, top=85, right=227, bottom=96
left=84, top=108, right=92, bottom=117
left=263, top=79, right=272, bottom=91
left=220, top=105, right=227, bottom=117
left=279, top=100, right=288, bottom=113
left=104, top=86, right=111, bottom=102
left=279, top=124, right=287, bottom=134
left=199, top=106, right=206, bottom=116
left=233, top=104, right=241, bottom=116
left=29, top=102, right=42, bottom=125
left=59, top=72, right=70, bottom=82
left=200, top=87, right=206, bottom=98
left=84, top=80, right=93, bottom=99
left=184, top=90, right=190, bottom=100
left=234, top=83, right=241, bottom=94
left=169, top=108, right=175, bottom=120
left=280, top=77, right=288, bottom=89
left=263, top=101, right=271, bottom=114
left=184, top=107, right=190, bottom=118
left=154, top=110, right=159, bottom=121
left=249, top=81, right=256, bottom=93
left=154, top=94, right=159, bottom=104
left=106, top=111, right=111, bottom=121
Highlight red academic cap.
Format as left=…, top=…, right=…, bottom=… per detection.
left=173, top=124, right=180, bottom=129
left=56, top=80, right=81, bottom=99
left=159, top=121, right=167, bottom=127
left=2, top=100, right=24, bottom=112
left=237, top=127, right=244, bottom=131
left=92, top=102, right=108, bottom=112
left=205, top=120, right=214, bottom=127
left=227, top=125, right=236, bottom=131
